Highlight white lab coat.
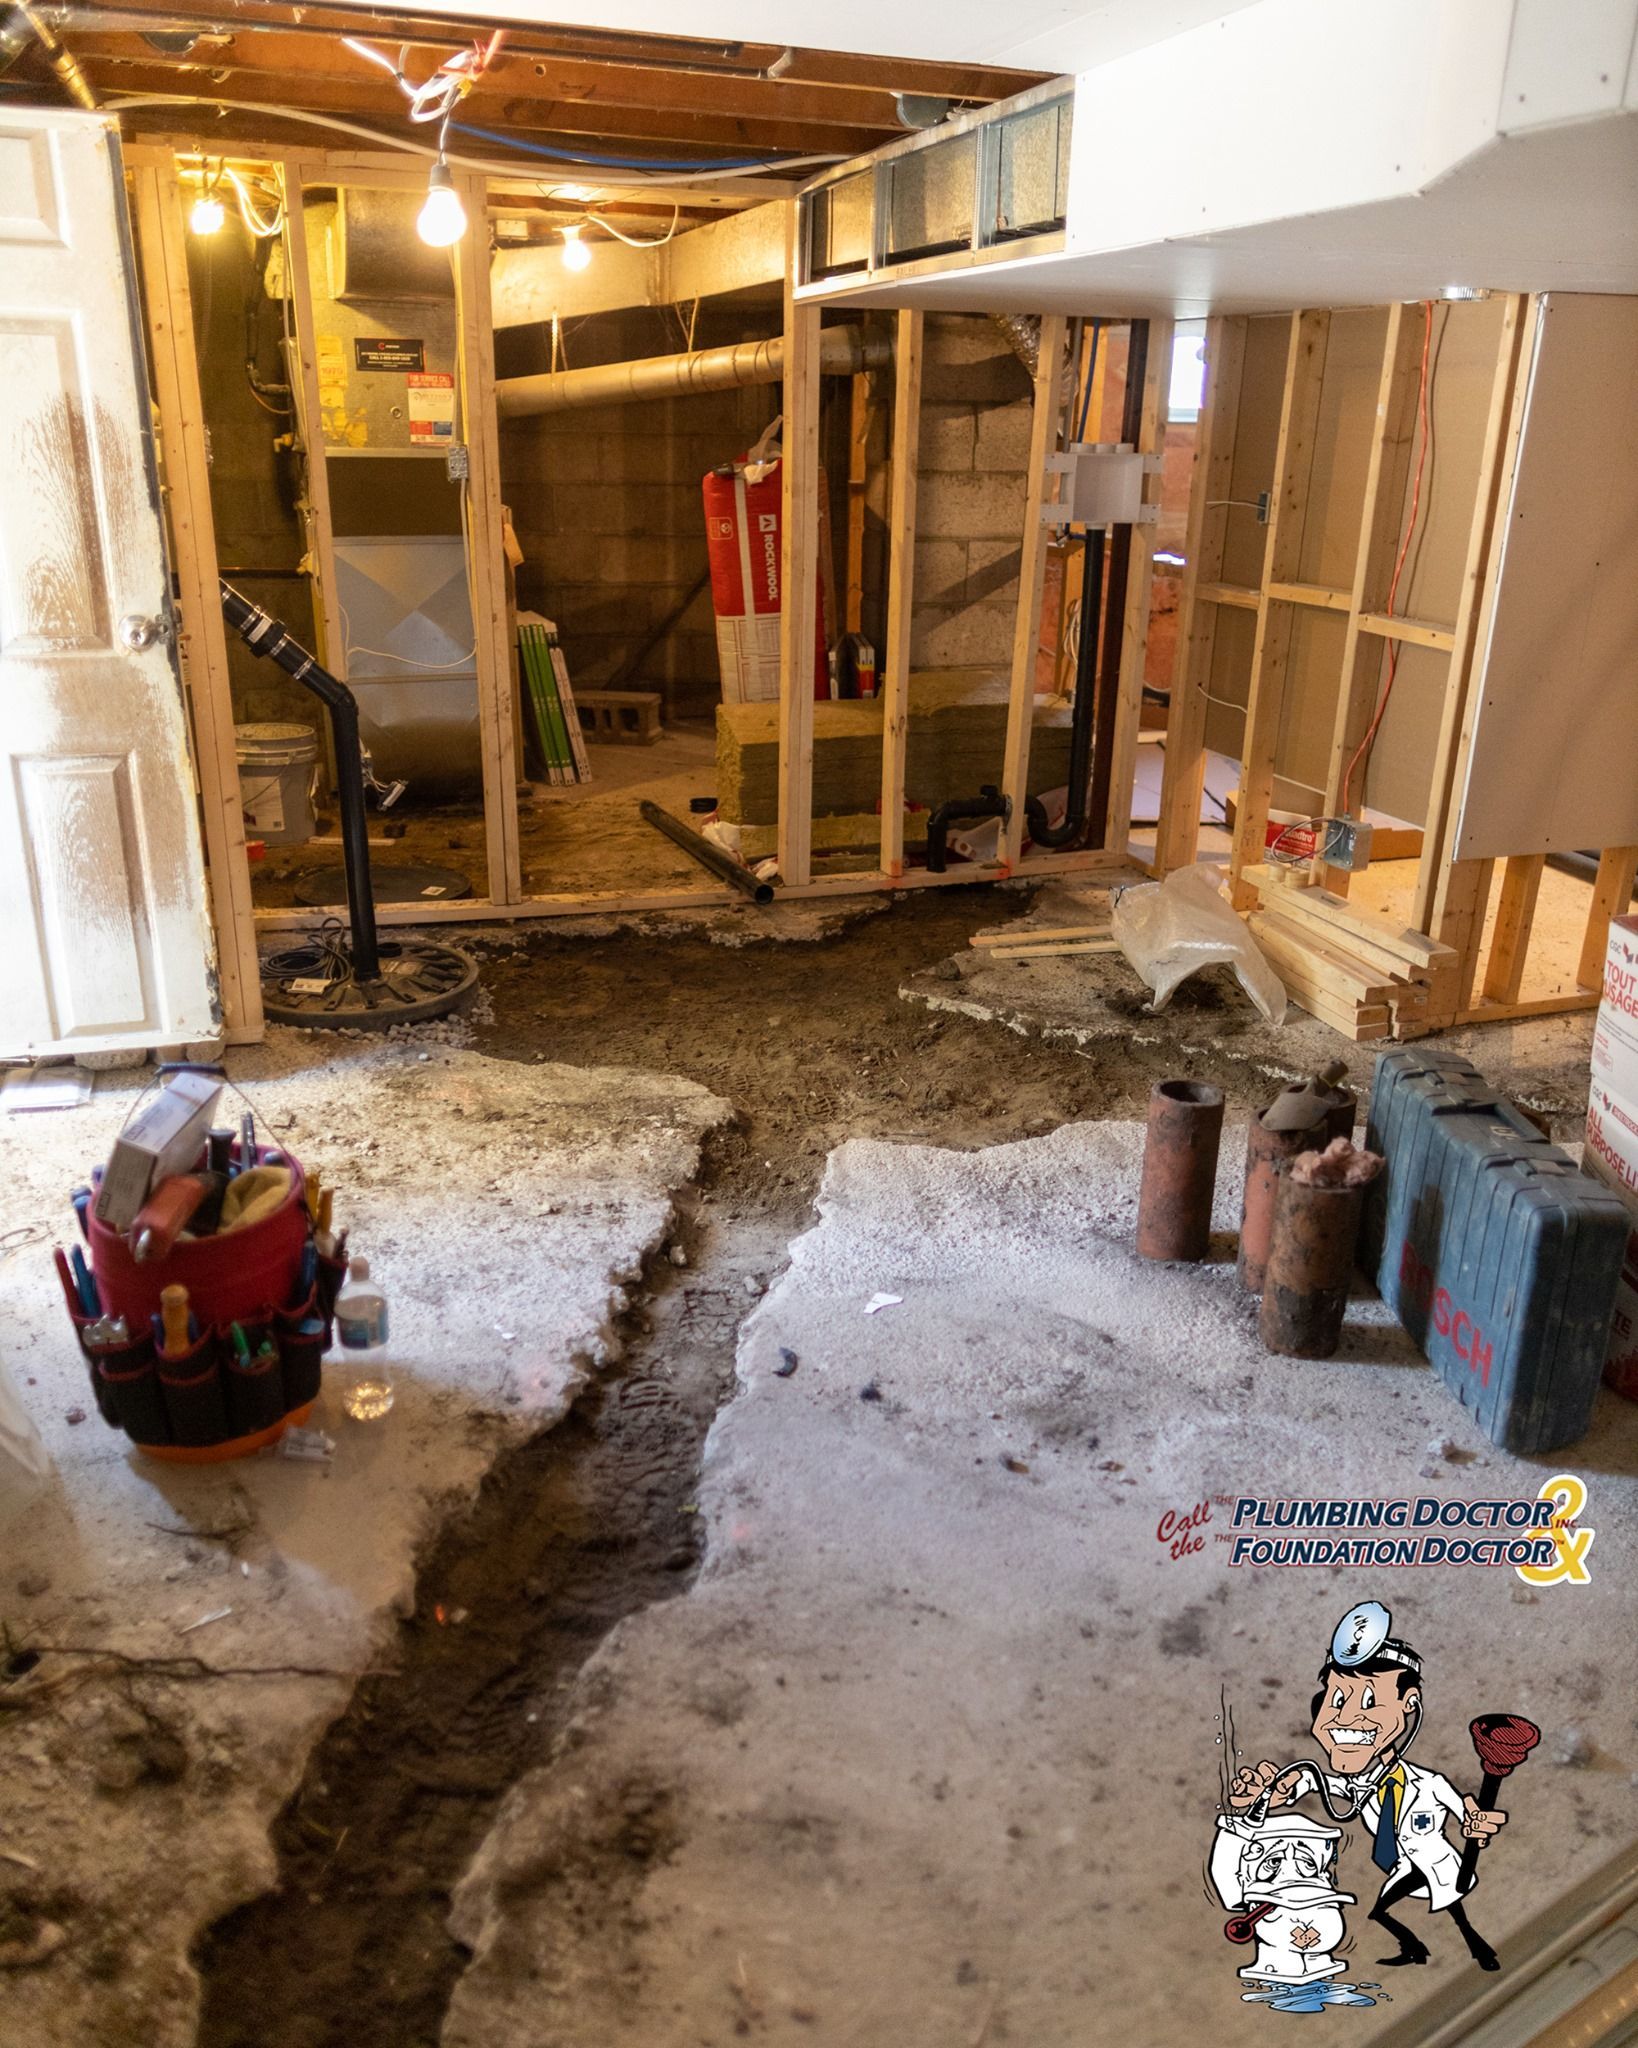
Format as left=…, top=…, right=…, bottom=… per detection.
left=1359, top=1762, right=1468, bottom=1910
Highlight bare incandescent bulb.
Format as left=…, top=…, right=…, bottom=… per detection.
left=561, top=222, right=591, bottom=271
left=418, top=161, right=467, bottom=247
left=190, top=194, right=225, bottom=235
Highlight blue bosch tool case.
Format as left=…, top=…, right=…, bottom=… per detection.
left=1362, top=1050, right=1629, bottom=1453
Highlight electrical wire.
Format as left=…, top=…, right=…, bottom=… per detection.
left=105, top=96, right=842, bottom=184
left=450, top=116, right=834, bottom=176
left=224, top=165, right=282, bottom=237
left=1340, top=299, right=1435, bottom=813
left=587, top=202, right=681, bottom=247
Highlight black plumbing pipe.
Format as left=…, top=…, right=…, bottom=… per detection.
left=1086, top=317, right=1151, bottom=848
left=638, top=799, right=775, bottom=904
left=925, top=785, right=1012, bottom=874
left=219, top=579, right=382, bottom=981
left=1025, top=524, right=1106, bottom=850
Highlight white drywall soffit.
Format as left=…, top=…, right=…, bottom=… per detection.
left=366, top=0, right=1253, bottom=69
left=809, top=0, right=1638, bottom=315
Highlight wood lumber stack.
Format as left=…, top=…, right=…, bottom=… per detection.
left=1243, top=865, right=1459, bottom=1042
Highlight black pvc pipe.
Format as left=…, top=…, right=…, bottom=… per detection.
left=1087, top=317, right=1150, bottom=849
left=925, top=785, right=1011, bottom=874
left=638, top=799, right=774, bottom=904
left=218, top=579, right=381, bottom=981
left=1026, top=525, right=1105, bottom=851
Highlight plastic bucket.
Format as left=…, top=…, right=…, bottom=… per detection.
left=236, top=722, right=319, bottom=845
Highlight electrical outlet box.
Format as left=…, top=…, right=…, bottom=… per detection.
left=445, top=443, right=470, bottom=482
left=1042, top=443, right=1156, bottom=529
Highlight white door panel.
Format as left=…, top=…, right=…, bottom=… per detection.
left=0, top=107, right=218, bottom=1055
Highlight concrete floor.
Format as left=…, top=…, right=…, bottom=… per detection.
left=0, top=1033, right=728, bottom=2048
left=444, top=1118, right=1638, bottom=2048
left=1, top=887, right=1630, bottom=2048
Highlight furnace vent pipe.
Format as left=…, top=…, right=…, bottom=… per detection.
left=495, top=324, right=888, bottom=419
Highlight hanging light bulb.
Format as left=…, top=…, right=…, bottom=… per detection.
left=560, top=221, right=591, bottom=271
left=190, top=191, right=225, bottom=236
left=417, top=159, right=467, bottom=247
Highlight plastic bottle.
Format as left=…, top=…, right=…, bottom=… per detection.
left=333, top=1255, right=394, bottom=1421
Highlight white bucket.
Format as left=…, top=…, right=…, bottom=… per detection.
left=236, top=722, right=319, bottom=846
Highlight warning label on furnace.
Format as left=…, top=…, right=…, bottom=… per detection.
left=407, top=370, right=455, bottom=441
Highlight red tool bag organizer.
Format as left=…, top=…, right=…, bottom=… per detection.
left=67, top=1146, right=346, bottom=1463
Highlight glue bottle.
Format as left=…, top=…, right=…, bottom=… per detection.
left=334, top=1255, right=394, bottom=1422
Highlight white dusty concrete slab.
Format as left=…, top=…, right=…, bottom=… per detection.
left=445, top=1118, right=1638, bottom=2047
left=910, top=880, right=1603, bottom=1117
left=0, top=1036, right=728, bottom=2046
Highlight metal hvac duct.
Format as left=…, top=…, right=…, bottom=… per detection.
left=494, top=324, right=888, bottom=419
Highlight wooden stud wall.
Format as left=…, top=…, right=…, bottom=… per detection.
left=1157, top=289, right=1626, bottom=1036
left=141, top=140, right=1154, bottom=999
left=126, top=151, right=265, bottom=1045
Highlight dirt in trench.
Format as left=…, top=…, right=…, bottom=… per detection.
left=193, top=887, right=1273, bottom=2048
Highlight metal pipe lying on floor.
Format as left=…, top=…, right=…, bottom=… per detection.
left=495, top=325, right=889, bottom=418
left=638, top=800, right=774, bottom=906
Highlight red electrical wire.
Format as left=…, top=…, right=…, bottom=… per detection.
left=1341, top=300, right=1434, bottom=815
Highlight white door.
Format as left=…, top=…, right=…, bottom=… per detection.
left=0, top=106, right=219, bottom=1057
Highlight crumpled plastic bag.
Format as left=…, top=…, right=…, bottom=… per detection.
left=0, top=1355, right=51, bottom=1528
left=1112, top=861, right=1287, bottom=1025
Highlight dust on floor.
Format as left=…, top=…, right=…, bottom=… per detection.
left=443, top=1117, right=1638, bottom=2048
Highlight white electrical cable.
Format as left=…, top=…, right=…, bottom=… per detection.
left=102, top=96, right=843, bottom=185
left=587, top=202, right=681, bottom=247
left=225, top=165, right=282, bottom=237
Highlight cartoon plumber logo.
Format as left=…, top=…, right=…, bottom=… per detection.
left=1210, top=1601, right=1540, bottom=2012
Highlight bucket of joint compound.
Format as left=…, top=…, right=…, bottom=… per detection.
left=235, top=723, right=319, bottom=846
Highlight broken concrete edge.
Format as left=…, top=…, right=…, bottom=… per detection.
left=0, top=1049, right=737, bottom=2045
left=901, top=980, right=1344, bottom=1093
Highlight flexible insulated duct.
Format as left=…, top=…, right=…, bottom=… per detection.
left=495, top=324, right=888, bottom=418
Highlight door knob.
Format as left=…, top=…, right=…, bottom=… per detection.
left=119, top=612, right=171, bottom=652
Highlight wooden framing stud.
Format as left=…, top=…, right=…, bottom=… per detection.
left=1228, top=310, right=1330, bottom=908
left=452, top=167, right=523, bottom=906
left=999, top=313, right=1067, bottom=868
left=1480, top=852, right=1546, bottom=1006
left=1579, top=846, right=1638, bottom=990
left=777, top=200, right=822, bottom=888
left=878, top=309, right=923, bottom=882
left=844, top=371, right=869, bottom=637
left=1155, top=314, right=1246, bottom=874
left=126, top=152, right=265, bottom=1045
left=1412, top=294, right=1532, bottom=950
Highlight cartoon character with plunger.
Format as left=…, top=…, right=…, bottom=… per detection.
left=1225, top=1603, right=1539, bottom=1976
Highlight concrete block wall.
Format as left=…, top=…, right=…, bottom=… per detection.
left=499, top=307, right=784, bottom=720
left=910, top=316, right=1034, bottom=670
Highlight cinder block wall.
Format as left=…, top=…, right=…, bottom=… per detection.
left=910, top=316, right=1034, bottom=671
left=499, top=306, right=787, bottom=721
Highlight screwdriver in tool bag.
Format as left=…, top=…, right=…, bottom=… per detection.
left=158, top=1284, right=192, bottom=1356
left=131, top=1171, right=227, bottom=1262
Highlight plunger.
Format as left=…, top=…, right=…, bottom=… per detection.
left=1457, top=1714, right=1540, bottom=1893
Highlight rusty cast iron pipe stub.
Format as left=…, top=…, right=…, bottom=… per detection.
left=1136, top=1080, right=1225, bottom=1263
left=1238, top=1090, right=1356, bottom=1293
left=1259, top=1170, right=1372, bottom=1358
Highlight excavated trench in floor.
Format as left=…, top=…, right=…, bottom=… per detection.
left=190, top=892, right=1275, bottom=2048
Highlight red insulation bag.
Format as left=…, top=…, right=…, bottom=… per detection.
left=702, top=449, right=827, bottom=704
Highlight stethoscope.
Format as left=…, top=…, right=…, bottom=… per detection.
left=1244, top=1693, right=1424, bottom=1826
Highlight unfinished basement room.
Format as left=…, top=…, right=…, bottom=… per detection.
left=3, top=3, right=1638, bottom=2044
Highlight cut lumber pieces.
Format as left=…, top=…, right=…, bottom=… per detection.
left=1246, top=867, right=1455, bottom=1041
left=971, top=925, right=1113, bottom=948
left=717, top=667, right=1075, bottom=828
left=978, top=939, right=1119, bottom=962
